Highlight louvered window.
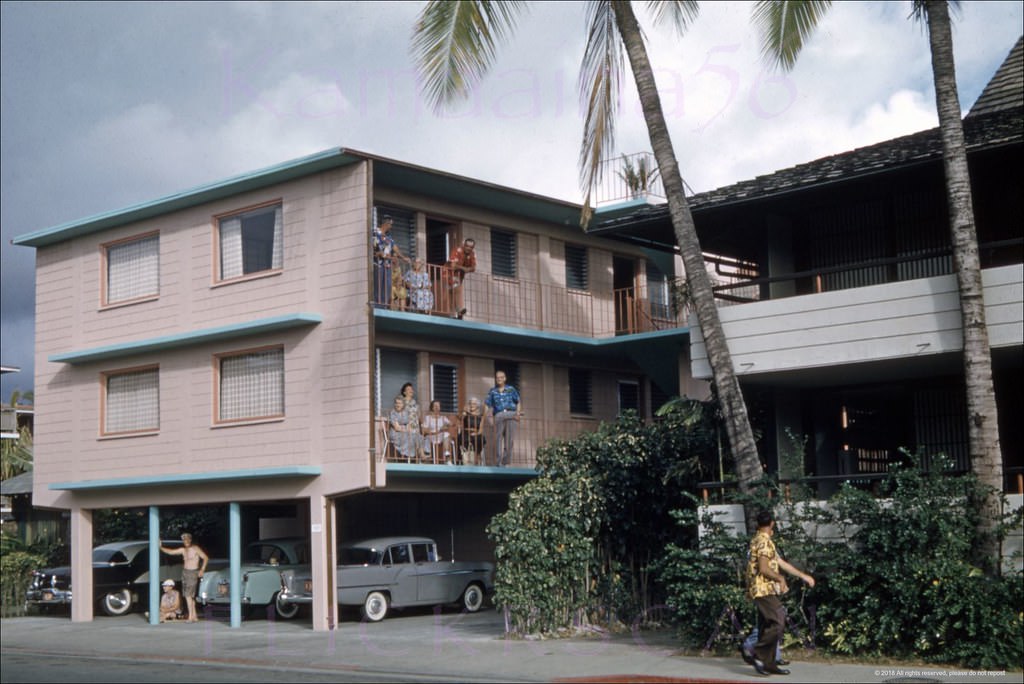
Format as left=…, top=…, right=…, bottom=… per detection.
left=374, top=206, right=417, bottom=260
left=376, top=348, right=418, bottom=415
left=569, top=368, right=592, bottom=415
left=491, top=229, right=517, bottom=279
left=218, top=347, right=284, bottom=422
left=104, top=366, right=159, bottom=434
left=105, top=233, right=159, bottom=305
left=565, top=244, right=588, bottom=291
left=218, top=203, right=283, bottom=280
left=431, top=362, right=459, bottom=413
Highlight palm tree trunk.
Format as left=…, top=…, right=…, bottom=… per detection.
left=610, top=1, right=762, bottom=524
left=924, top=0, right=1004, bottom=572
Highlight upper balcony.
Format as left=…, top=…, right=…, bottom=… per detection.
left=373, top=260, right=687, bottom=338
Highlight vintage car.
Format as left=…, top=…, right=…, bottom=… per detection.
left=197, top=537, right=309, bottom=619
left=278, top=536, right=494, bottom=622
left=25, top=540, right=186, bottom=616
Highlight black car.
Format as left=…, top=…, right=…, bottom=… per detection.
left=25, top=540, right=185, bottom=616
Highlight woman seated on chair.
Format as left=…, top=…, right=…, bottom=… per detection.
left=421, top=400, right=452, bottom=463
left=389, top=396, right=424, bottom=462
left=458, top=397, right=486, bottom=465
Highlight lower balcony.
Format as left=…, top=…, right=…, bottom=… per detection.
left=375, top=414, right=594, bottom=471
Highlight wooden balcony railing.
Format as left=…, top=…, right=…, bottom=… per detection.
left=373, top=260, right=688, bottom=337
left=376, top=414, right=591, bottom=469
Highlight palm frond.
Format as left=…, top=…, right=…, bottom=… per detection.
left=646, top=0, right=700, bottom=36
left=753, top=0, right=832, bottom=72
left=578, top=0, right=623, bottom=226
left=412, top=0, right=527, bottom=112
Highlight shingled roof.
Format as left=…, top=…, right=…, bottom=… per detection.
left=967, top=36, right=1023, bottom=118
left=593, top=34, right=1023, bottom=227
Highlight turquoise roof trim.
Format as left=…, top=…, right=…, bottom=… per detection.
left=50, top=465, right=321, bottom=491
left=13, top=149, right=362, bottom=248
left=50, top=313, right=322, bottom=364
left=387, top=463, right=536, bottom=478
left=374, top=308, right=688, bottom=350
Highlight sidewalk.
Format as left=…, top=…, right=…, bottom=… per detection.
left=0, top=610, right=1014, bottom=683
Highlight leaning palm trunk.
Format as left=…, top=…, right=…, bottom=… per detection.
left=924, top=0, right=1004, bottom=570
left=611, top=2, right=762, bottom=511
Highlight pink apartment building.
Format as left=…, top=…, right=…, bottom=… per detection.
left=13, top=148, right=701, bottom=630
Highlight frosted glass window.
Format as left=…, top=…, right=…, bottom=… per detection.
left=106, top=234, right=159, bottom=304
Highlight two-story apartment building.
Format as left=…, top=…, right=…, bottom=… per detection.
left=591, top=37, right=1024, bottom=497
left=13, top=148, right=704, bottom=630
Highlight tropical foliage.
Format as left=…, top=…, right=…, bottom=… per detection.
left=487, top=403, right=716, bottom=635
left=662, top=455, right=1023, bottom=668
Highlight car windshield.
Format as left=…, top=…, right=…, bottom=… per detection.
left=339, top=546, right=383, bottom=566
left=244, top=544, right=290, bottom=564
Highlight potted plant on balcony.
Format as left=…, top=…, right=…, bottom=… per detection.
left=616, top=154, right=660, bottom=201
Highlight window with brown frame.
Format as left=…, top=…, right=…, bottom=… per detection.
left=102, top=232, right=159, bottom=306
left=102, top=365, right=159, bottom=435
left=216, top=346, right=284, bottom=423
left=216, top=202, right=282, bottom=281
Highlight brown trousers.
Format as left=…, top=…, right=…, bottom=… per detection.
left=753, top=594, right=785, bottom=665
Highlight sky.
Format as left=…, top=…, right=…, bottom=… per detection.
left=1, top=0, right=1022, bottom=401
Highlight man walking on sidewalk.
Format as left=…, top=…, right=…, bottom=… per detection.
left=744, top=510, right=814, bottom=676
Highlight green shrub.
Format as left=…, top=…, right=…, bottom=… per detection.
left=660, top=454, right=1024, bottom=669
left=1, top=547, right=47, bottom=617
left=488, top=404, right=713, bottom=635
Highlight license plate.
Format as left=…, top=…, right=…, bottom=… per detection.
left=42, top=591, right=53, bottom=601
left=217, top=583, right=229, bottom=596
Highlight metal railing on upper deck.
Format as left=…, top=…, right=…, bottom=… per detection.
left=373, top=259, right=689, bottom=337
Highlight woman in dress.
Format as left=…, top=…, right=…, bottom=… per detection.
left=421, top=399, right=452, bottom=463
left=399, top=382, right=420, bottom=427
left=389, top=396, right=424, bottom=462
left=404, top=258, right=434, bottom=313
left=458, top=397, right=486, bottom=465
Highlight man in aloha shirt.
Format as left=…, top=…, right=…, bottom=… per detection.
left=372, top=216, right=407, bottom=307
left=744, top=510, right=815, bottom=675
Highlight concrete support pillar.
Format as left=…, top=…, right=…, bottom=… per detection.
left=229, top=502, right=241, bottom=628
left=148, top=506, right=160, bottom=625
left=309, top=494, right=337, bottom=632
left=69, top=507, right=93, bottom=623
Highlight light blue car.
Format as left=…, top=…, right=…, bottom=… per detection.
left=198, top=538, right=309, bottom=619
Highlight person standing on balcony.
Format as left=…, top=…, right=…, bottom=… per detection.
left=485, top=371, right=521, bottom=467
left=446, top=237, right=476, bottom=319
left=744, top=510, right=814, bottom=676
left=372, top=215, right=408, bottom=308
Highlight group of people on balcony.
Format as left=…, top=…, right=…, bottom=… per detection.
left=372, top=216, right=476, bottom=318
left=386, top=372, right=521, bottom=467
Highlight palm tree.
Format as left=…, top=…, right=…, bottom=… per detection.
left=755, top=0, right=1005, bottom=570
left=412, top=1, right=764, bottom=517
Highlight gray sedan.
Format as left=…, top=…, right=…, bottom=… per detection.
left=278, top=536, right=494, bottom=622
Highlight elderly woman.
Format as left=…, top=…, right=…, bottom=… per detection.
left=421, top=399, right=453, bottom=463
left=404, top=258, right=434, bottom=313
left=389, top=396, right=424, bottom=462
left=457, top=397, right=486, bottom=465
